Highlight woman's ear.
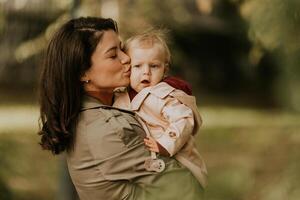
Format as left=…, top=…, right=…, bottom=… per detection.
left=80, top=72, right=90, bottom=83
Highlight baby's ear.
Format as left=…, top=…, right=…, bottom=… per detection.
left=164, top=63, right=170, bottom=75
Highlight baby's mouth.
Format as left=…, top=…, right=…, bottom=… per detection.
left=141, top=80, right=150, bottom=84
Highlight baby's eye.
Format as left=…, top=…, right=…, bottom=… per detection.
left=150, top=64, right=159, bottom=68
left=132, top=64, right=140, bottom=68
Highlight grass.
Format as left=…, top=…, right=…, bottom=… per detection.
left=0, top=132, right=60, bottom=200
left=0, top=102, right=300, bottom=200
left=197, top=107, right=300, bottom=200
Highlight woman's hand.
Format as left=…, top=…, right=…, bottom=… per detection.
left=144, top=137, right=170, bottom=156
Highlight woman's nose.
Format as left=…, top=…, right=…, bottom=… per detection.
left=120, top=51, right=130, bottom=65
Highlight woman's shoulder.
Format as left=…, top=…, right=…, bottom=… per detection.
left=80, top=104, right=135, bottom=126
left=80, top=95, right=127, bottom=125
left=79, top=106, right=107, bottom=126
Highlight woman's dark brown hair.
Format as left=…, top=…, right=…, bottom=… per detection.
left=38, top=17, right=118, bottom=154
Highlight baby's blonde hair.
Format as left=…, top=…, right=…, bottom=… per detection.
left=124, top=29, right=171, bottom=66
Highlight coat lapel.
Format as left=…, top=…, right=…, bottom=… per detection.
left=131, top=87, right=151, bottom=111
left=131, top=82, right=176, bottom=111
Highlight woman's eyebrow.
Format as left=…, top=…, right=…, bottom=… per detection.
left=104, top=41, right=122, bottom=54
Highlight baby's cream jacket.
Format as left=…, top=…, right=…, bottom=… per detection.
left=113, top=82, right=208, bottom=187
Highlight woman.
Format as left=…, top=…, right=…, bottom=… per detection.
left=38, top=17, right=203, bottom=200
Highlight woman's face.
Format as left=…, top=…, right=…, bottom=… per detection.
left=82, top=30, right=131, bottom=92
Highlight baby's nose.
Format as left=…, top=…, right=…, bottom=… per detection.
left=143, top=66, right=151, bottom=75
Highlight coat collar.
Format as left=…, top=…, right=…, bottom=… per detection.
left=131, top=82, right=175, bottom=111
left=81, top=95, right=135, bottom=114
left=81, top=95, right=108, bottom=111
left=82, top=86, right=127, bottom=110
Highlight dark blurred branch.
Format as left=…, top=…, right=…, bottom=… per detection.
left=71, top=0, right=81, bottom=17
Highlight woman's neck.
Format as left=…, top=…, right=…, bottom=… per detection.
left=86, top=90, right=114, bottom=106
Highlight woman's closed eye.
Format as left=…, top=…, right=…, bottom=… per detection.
left=107, top=50, right=117, bottom=59
left=110, top=54, right=117, bottom=59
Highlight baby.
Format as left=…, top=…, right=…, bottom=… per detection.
left=114, top=30, right=207, bottom=188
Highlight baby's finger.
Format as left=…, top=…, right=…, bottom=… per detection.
left=148, top=136, right=156, bottom=142
left=144, top=139, right=152, bottom=146
left=149, top=147, right=159, bottom=153
left=144, top=138, right=151, bottom=144
left=146, top=146, right=156, bottom=152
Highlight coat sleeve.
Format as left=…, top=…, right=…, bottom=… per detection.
left=155, top=96, right=194, bottom=157
left=84, top=108, right=153, bottom=181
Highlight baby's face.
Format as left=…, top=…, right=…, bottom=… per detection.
left=128, top=44, right=167, bottom=92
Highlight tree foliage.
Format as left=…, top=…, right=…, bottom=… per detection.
left=1, top=0, right=299, bottom=110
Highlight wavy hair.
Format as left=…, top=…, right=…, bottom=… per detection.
left=38, top=17, right=118, bottom=154
left=124, top=28, right=171, bottom=66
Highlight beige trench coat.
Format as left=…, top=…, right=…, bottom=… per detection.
left=113, top=82, right=208, bottom=188
left=67, top=96, right=153, bottom=200
left=67, top=96, right=205, bottom=200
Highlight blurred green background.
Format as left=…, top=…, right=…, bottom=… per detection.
left=0, top=0, right=300, bottom=199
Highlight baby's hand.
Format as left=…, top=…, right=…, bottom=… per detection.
left=144, top=137, right=159, bottom=153
left=144, top=137, right=170, bottom=156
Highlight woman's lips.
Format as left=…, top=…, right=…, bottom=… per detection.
left=123, top=70, right=131, bottom=77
